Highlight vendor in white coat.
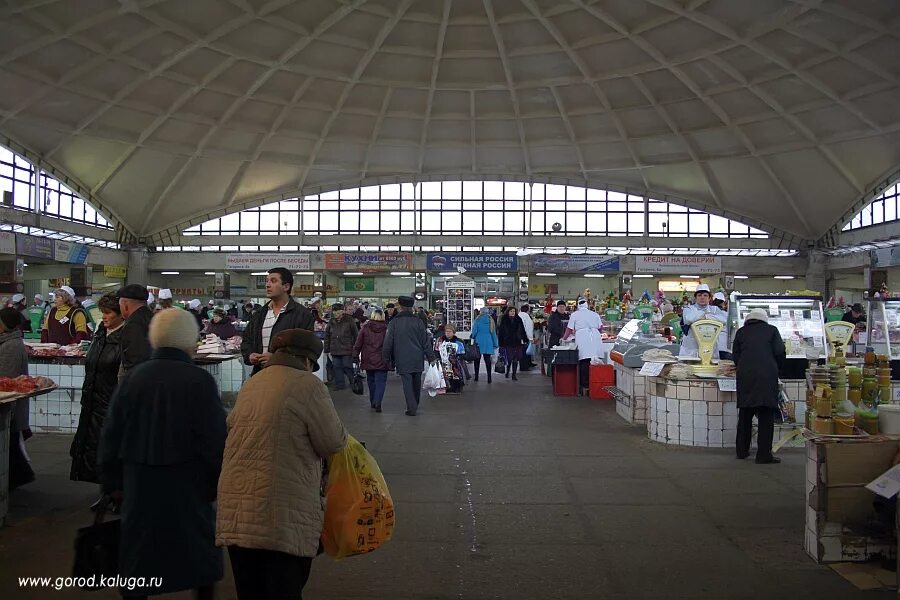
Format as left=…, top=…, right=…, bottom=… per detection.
left=563, top=298, right=604, bottom=388
left=518, top=304, right=535, bottom=372
left=680, top=284, right=728, bottom=358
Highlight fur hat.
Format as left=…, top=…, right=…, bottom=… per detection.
left=149, top=308, right=201, bottom=353
left=117, top=284, right=148, bottom=302
left=745, top=308, right=769, bottom=324
left=398, top=296, right=415, bottom=308
left=270, top=328, right=323, bottom=371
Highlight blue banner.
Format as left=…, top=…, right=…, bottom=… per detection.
left=427, top=253, right=518, bottom=272
left=530, top=255, right=620, bottom=273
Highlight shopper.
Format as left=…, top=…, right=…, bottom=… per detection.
left=71, top=294, right=124, bottom=499
left=498, top=307, right=529, bottom=381
left=217, top=329, right=347, bottom=600
left=204, top=307, right=239, bottom=339
left=471, top=307, right=499, bottom=383
left=384, top=303, right=396, bottom=324
left=680, top=284, right=727, bottom=359
left=562, top=298, right=604, bottom=389
left=324, top=303, right=360, bottom=391
left=98, top=308, right=227, bottom=598
left=518, top=304, right=535, bottom=371
left=354, top=309, right=389, bottom=412
left=732, top=308, right=786, bottom=464
left=241, top=268, right=315, bottom=376
left=241, top=301, right=256, bottom=321
left=11, top=294, right=30, bottom=332
left=117, top=284, right=153, bottom=380
left=547, top=300, right=569, bottom=347
left=435, top=324, right=466, bottom=392
left=0, top=307, right=34, bottom=489
left=383, top=296, right=436, bottom=416
left=41, top=285, right=91, bottom=345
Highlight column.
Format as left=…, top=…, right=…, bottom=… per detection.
left=806, top=251, right=828, bottom=298
left=125, top=246, right=150, bottom=286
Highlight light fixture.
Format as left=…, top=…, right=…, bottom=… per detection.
left=161, top=271, right=180, bottom=275
left=633, top=274, right=654, bottom=278
left=535, top=272, right=556, bottom=277
left=439, top=272, right=457, bottom=276
left=22, top=263, right=28, bottom=267
left=679, top=275, right=700, bottom=279
left=584, top=274, right=606, bottom=278
left=204, top=272, right=216, bottom=275
left=774, top=275, right=795, bottom=280
left=486, top=272, right=507, bottom=276
left=391, top=271, right=411, bottom=276
left=733, top=275, right=749, bottom=279
left=343, top=272, right=364, bottom=276
left=251, top=271, right=268, bottom=276
left=295, top=271, right=314, bottom=276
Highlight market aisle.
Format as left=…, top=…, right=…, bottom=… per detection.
left=0, top=370, right=876, bottom=599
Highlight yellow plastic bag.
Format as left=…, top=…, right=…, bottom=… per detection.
left=321, top=435, right=395, bottom=559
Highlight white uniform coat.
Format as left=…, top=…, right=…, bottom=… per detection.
left=566, top=305, right=604, bottom=361
left=519, top=312, right=535, bottom=341
left=679, top=303, right=728, bottom=357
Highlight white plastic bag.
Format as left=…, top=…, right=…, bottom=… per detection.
left=423, top=364, right=444, bottom=396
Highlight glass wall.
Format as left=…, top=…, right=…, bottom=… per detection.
left=843, top=182, right=899, bottom=231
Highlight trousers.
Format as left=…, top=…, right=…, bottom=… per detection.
left=473, top=354, right=493, bottom=381
left=331, top=354, right=354, bottom=389
left=228, top=546, right=312, bottom=600
left=736, top=406, right=776, bottom=460
left=366, top=370, right=388, bottom=408
left=399, top=372, right=423, bottom=414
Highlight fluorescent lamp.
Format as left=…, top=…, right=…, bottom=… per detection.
left=633, top=274, right=654, bottom=278
left=391, top=271, right=411, bottom=276
left=733, top=275, right=749, bottom=279
left=251, top=272, right=268, bottom=276
left=343, top=272, right=364, bottom=276
left=486, top=272, right=507, bottom=276
left=680, top=275, right=700, bottom=279
left=295, top=272, right=314, bottom=276
left=439, top=272, right=457, bottom=276
left=204, top=272, right=216, bottom=275
left=584, top=274, right=606, bottom=278
left=161, top=271, right=180, bottom=275
left=774, top=275, right=795, bottom=280
left=535, top=272, right=556, bottom=277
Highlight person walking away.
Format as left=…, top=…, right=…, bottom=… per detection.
left=217, top=329, right=347, bottom=600
left=518, top=304, right=535, bottom=371
left=680, top=284, right=727, bottom=359
left=435, top=324, right=466, bottom=392
left=0, top=307, right=34, bottom=489
left=70, top=294, right=124, bottom=507
left=241, top=268, right=315, bottom=376
left=117, top=284, right=153, bottom=381
left=98, top=308, right=226, bottom=599
left=204, top=307, right=239, bottom=339
left=382, top=296, right=437, bottom=416
left=562, top=299, right=604, bottom=389
left=547, top=301, right=569, bottom=348
left=324, top=303, right=359, bottom=391
left=41, top=285, right=91, bottom=345
left=471, top=307, right=499, bottom=383
left=732, top=308, right=786, bottom=464
left=498, top=307, right=530, bottom=381
left=354, top=309, right=389, bottom=412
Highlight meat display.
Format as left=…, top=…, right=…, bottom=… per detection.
left=0, top=375, right=55, bottom=393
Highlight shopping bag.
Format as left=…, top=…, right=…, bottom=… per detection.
left=464, top=342, right=480, bottom=363
left=72, top=501, right=120, bottom=587
left=423, top=363, right=446, bottom=397
left=525, top=342, right=535, bottom=357
left=494, top=350, right=506, bottom=374
left=321, top=435, right=395, bottom=559
left=351, top=365, right=365, bottom=396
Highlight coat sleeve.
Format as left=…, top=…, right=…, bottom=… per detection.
left=520, top=318, right=529, bottom=344
left=771, top=327, right=786, bottom=369
left=191, top=376, right=227, bottom=502
left=306, top=384, right=348, bottom=458
left=382, top=322, right=394, bottom=366
left=682, top=305, right=702, bottom=325
left=353, top=326, right=365, bottom=360
left=323, top=322, right=332, bottom=354
left=240, top=313, right=258, bottom=365
left=98, top=377, right=129, bottom=494
left=423, top=324, right=437, bottom=363
left=298, top=306, right=315, bottom=331
left=731, top=329, right=743, bottom=365
left=119, top=323, right=151, bottom=377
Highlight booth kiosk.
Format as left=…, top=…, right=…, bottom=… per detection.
left=445, top=275, right=475, bottom=340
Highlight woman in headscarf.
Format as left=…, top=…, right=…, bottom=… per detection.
left=40, top=285, right=91, bottom=345
left=470, top=307, right=499, bottom=383
left=562, top=298, right=604, bottom=389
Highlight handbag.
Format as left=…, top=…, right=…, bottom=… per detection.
left=351, top=365, right=365, bottom=396
left=494, top=349, right=507, bottom=374
left=464, top=341, right=480, bottom=362
left=72, top=499, right=120, bottom=587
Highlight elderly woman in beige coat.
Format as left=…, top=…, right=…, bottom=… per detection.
left=217, top=328, right=347, bottom=600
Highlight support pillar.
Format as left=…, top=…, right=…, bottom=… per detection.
left=806, top=251, right=828, bottom=299
left=125, top=246, right=150, bottom=286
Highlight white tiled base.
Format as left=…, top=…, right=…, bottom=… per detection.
left=613, top=363, right=648, bottom=424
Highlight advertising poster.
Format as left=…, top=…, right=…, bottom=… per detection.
left=226, top=253, right=311, bottom=271
left=325, top=253, right=412, bottom=272
left=54, top=240, right=89, bottom=264
left=16, top=234, right=54, bottom=260
left=426, top=253, right=518, bottom=272
left=635, top=256, right=722, bottom=274
left=344, top=277, right=376, bottom=292
left=530, top=255, right=620, bottom=273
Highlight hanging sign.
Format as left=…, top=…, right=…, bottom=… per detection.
left=344, top=277, right=376, bottom=292
left=528, top=283, right=559, bottom=295
left=531, top=255, right=620, bottom=273
left=226, top=253, right=310, bottom=271
left=103, top=265, right=127, bottom=279
left=16, top=234, right=54, bottom=260
left=325, top=253, right=411, bottom=272
left=635, top=256, right=722, bottom=274
left=54, top=240, right=89, bottom=264
left=426, top=253, right=517, bottom=271
left=0, top=232, right=15, bottom=255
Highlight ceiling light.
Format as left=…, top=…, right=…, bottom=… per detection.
left=535, top=272, right=556, bottom=277
left=204, top=272, right=216, bottom=275
left=343, top=272, right=364, bottom=276
left=733, top=275, right=749, bottom=279
left=774, top=275, right=795, bottom=280
left=633, top=274, right=654, bottom=278
left=584, top=274, right=605, bottom=278
left=439, top=272, right=457, bottom=276
left=160, top=271, right=179, bottom=275
left=680, top=275, right=700, bottom=279
left=391, top=271, right=411, bottom=276
left=251, top=272, right=268, bottom=276
left=486, top=272, right=507, bottom=276
left=22, top=263, right=28, bottom=267
left=295, top=271, right=314, bottom=276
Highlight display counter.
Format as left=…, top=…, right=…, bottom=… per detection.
left=612, top=363, right=648, bottom=424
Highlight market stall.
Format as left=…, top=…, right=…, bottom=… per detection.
left=609, top=319, right=679, bottom=424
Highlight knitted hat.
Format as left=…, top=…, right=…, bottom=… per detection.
left=149, top=308, right=201, bottom=353
left=270, top=328, right=323, bottom=372
left=745, top=308, right=769, bottom=324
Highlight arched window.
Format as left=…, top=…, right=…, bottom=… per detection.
left=843, top=183, right=899, bottom=231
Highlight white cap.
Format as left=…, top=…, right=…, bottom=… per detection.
left=745, top=308, right=769, bottom=324
left=208, top=300, right=215, bottom=305
left=713, top=292, right=726, bottom=301
left=148, top=292, right=155, bottom=303
left=34, top=294, right=43, bottom=301
left=58, top=285, right=76, bottom=300
left=11, top=293, right=24, bottom=303
left=694, top=284, right=711, bottom=294
left=158, top=288, right=173, bottom=300
left=189, top=299, right=201, bottom=310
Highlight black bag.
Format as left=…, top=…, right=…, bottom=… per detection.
left=494, top=350, right=506, bottom=374
left=351, top=366, right=365, bottom=396
left=464, top=342, right=480, bottom=362
left=72, top=500, right=120, bottom=588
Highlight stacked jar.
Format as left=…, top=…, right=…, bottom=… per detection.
left=847, top=366, right=862, bottom=405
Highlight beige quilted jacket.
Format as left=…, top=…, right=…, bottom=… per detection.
left=216, top=352, right=347, bottom=557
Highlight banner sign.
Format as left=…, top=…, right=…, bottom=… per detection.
left=531, top=255, right=620, bottom=273
left=16, top=234, right=54, bottom=260
left=872, top=247, right=900, bottom=268
left=344, top=277, right=376, bottom=292
left=528, top=283, right=559, bottom=295
left=0, top=232, right=15, bottom=255
left=171, top=288, right=207, bottom=296
left=635, top=256, right=722, bottom=274
left=426, top=253, right=518, bottom=272
left=54, top=240, right=89, bottom=264
left=103, top=265, right=127, bottom=279
left=325, top=253, right=412, bottom=272
left=226, top=253, right=310, bottom=271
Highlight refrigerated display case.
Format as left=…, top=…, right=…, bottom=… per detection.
left=445, top=276, right=475, bottom=339
left=865, top=299, right=900, bottom=359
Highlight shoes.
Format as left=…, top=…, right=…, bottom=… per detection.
left=333, top=386, right=346, bottom=391
left=474, top=375, right=479, bottom=382
left=487, top=378, right=492, bottom=384
left=512, top=374, right=518, bottom=381
left=755, top=456, right=781, bottom=464
left=375, top=407, right=382, bottom=413
left=405, top=410, right=417, bottom=416
left=505, top=372, right=510, bottom=379
left=736, top=453, right=749, bottom=460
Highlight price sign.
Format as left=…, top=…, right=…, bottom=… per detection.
left=717, top=378, right=736, bottom=392
left=769, top=304, right=780, bottom=317
left=639, top=362, right=667, bottom=377
left=893, top=387, right=900, bottom=403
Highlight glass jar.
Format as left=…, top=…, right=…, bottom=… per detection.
left=848, top=367, right=862, bottom=387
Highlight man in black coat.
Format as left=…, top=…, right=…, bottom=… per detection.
left=547, top=300, right=569, bottom=347
left=383, top=296, right=437, bottom=416
left=241, top=268, right=315, bottom=375
left=117, top=284, right=153, bottom=381
left=732, top=308, right=786, bottom=464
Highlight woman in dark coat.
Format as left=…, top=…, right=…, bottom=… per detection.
left=71, top=294, right=124, bottom=495
left=731, top=308, right=786, bottom=464
left=498, top=306, right=530, bottom=381
left=353, top=309, right=390, bottom=412
left=0, top=307, right=33, bottom=489
left=99, top=308, right=226, bottom=598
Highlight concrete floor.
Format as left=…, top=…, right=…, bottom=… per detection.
left=0, top=369, right=884, bottom=599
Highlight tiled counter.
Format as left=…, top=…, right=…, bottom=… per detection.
left=613, top=363, right=648, bottom=424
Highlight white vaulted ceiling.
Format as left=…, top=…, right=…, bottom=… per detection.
left=1, top=0, right=899, bottom=244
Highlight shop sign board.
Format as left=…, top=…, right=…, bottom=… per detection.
left=103, top=265, right=127, bottom=279
left=344, top=277, right=375, bottom=292
left=426, top=253, right=518, bottom=272
left=16, top=234, right=54, bottom=260
left=324, top=253, right=412, bottom=272
left=225, top=253, right=310, bottom=271
left=635, top=256, right=722, bottom=274
left=528, top=283, right=559, bottom=295
left=54, top=240, right=89, bottom=264
left=872, top=246, right=900, bottom=268
left=0, top=232, right=15, bottom=255
left=530, top=255, right=620, bottom=273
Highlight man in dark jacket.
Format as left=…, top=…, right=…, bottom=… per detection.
left=240, top=268, right=315, bottom=376
left=547, top=300, right=569, bottom=347
left=324, top=303, right=359, bottom=391
left=384, top=303, right=396, bottom=324
left=732, top=308, right=786, bottom=464
left=117, top=284, right=153, bottom=381
left=383, top=296, right=437, bottom=416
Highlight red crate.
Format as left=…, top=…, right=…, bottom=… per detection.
left=552, top=365, right=579, bottom=397
left=589, top=364, right=615, bottom=384
left=589, top=379, right=613, bottom=400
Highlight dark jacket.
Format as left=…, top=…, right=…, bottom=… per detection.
left=324, top=314, right=359, bottom=356
left=119, top=305, right=152, bottom=380
left=204, top=319, right=238, bottom=340
left=732, top=319, right=786, bottom=409
left=0, top=329, right=28, bottom=431
left=70, top=324, right=122, bottom=483
left=354, top=320, right=389, bottom=371
left=498, top=315, right=529, bottom=347
left=98, top=347, right=226, bottom=596
left=383, top=311, right=436, bottom=374
left=548, top=311, right=568, bottom=347
left=241, top=297, right=315, bottom=375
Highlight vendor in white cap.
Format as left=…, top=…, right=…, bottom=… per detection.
left=156, top=288, right=174, bottom=311
left=680, top=284, right=728, bottom=358
left=10, top=293, right=30, bottom=332
left=562, top=297, right=604, bottom=389
left=187, top=299, right=204, bottom=332
left=41, top=285, right=91, bottom=345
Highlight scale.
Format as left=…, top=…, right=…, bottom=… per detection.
left=824, top=320, right=855, bottom=357
left=691, top=318, right=724, bottom=371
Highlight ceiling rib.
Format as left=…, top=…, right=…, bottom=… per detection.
left=360, top=87, right=393, bottom=180
left=416, top=0, right=451, bottom=175
left=548, top=86, right=588, bottom=183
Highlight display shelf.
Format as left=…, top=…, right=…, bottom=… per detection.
left=866, top=299, right=900, bottom=359
left=730, top=295, right=825, bottom=359
left=445, top=276, right=475, bottom=340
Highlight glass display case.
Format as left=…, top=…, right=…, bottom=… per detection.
left=866, top=299, right=900, bottom=359
left=730, top=295, right=825, bottom=359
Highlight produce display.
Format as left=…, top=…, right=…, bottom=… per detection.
left=0, top=375, right=55, bottom=394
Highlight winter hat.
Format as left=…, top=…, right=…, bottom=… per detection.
left=158, top=288, right=173, bottom=300
left=149, top=308, right=201, bottom=353
left=745, top=308, right=769, bottom=324
left=331, top=303, right=344, bottom=311
left=398, top=296, right=415, bottom=308
left=270, top=328, right=323, bottom=371
left=189, top=299, right=201, bottom=310
left=117, top=284, right=149, bottom=302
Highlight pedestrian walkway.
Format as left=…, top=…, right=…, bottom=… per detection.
left=0, top=369, right=876, bottom=599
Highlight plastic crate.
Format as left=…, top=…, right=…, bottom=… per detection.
left=589, top=379, right=613, bottom=400
left=552, top=365, right=579, bottom=397
left=589, top=364, right=615, bottom=384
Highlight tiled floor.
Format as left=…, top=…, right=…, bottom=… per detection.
left=0, top=369, right=881, bottom=599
